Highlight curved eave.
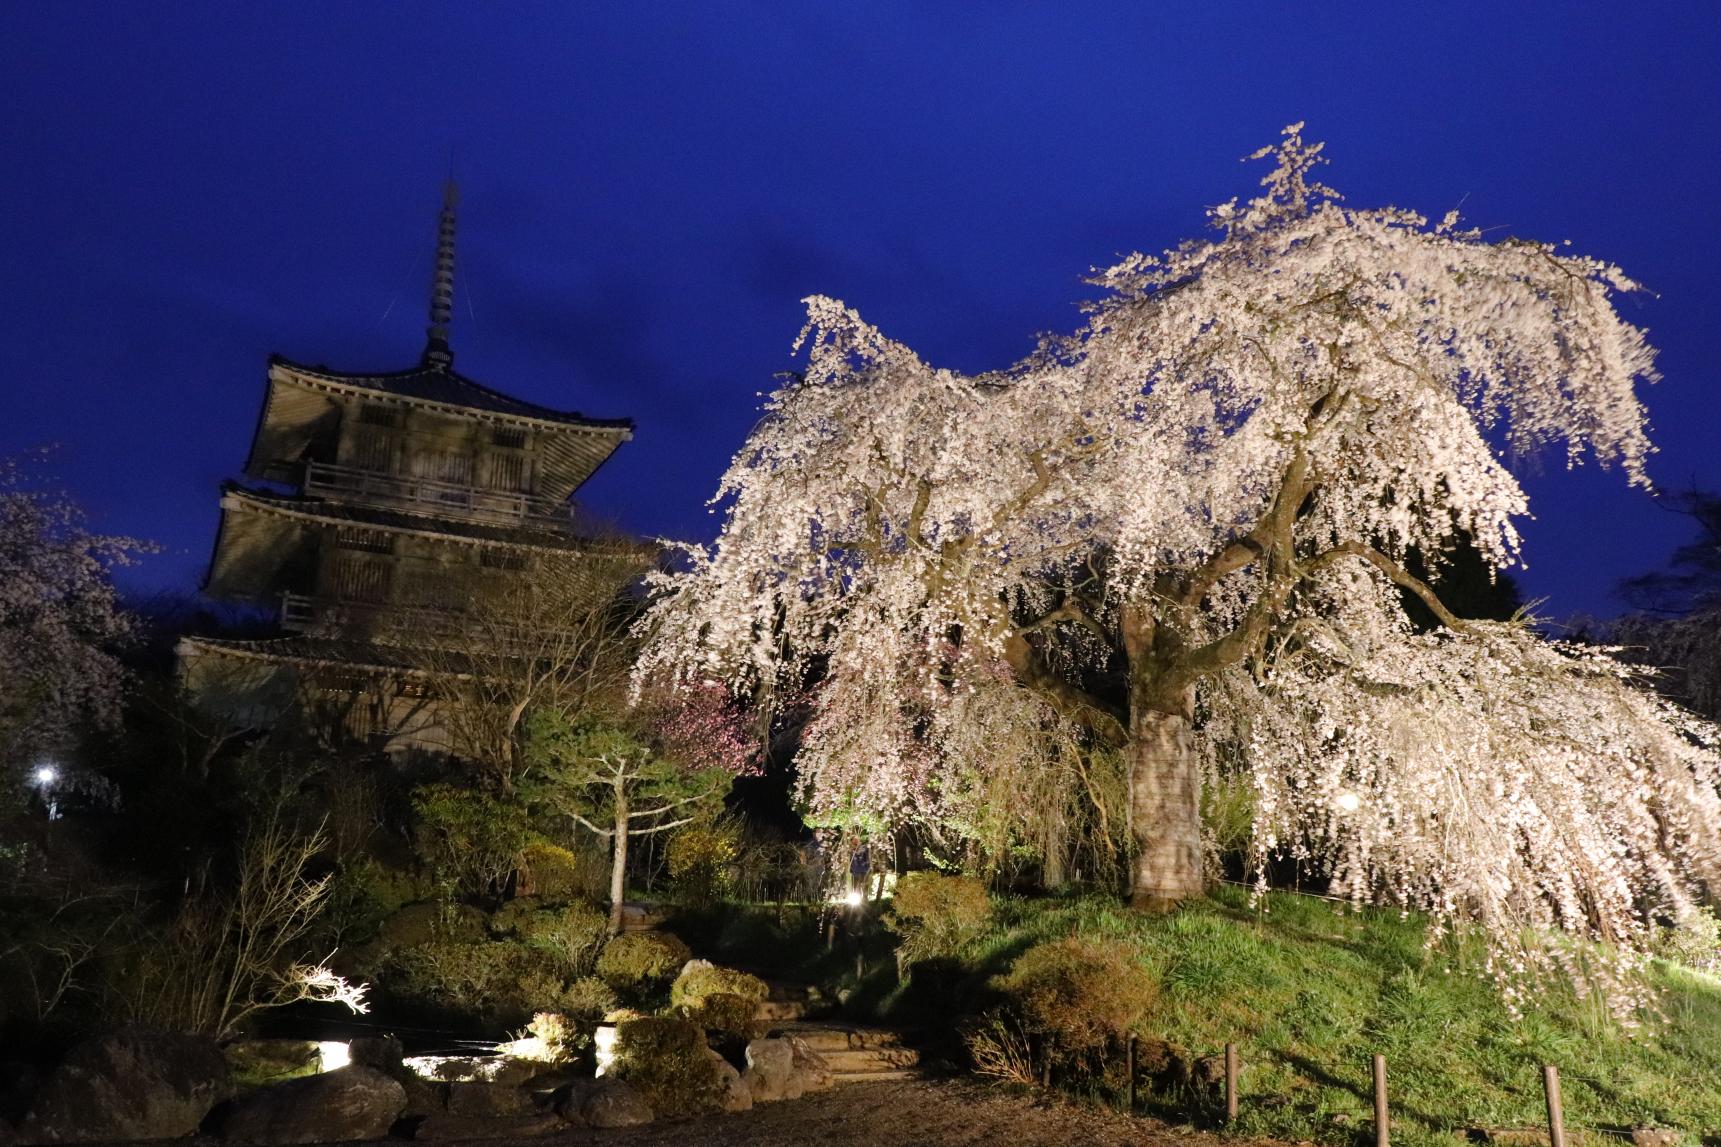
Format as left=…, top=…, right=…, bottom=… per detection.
left=220, top=486, right=604, bottom=553
left=268, top=356, right=635, bottom=437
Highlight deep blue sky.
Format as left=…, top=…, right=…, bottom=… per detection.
left=3, top=3, right=1718, bottom=620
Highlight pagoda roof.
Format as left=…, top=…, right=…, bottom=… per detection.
left=221, top=483, right=607, bottom=551
left=269, top=354, right=634, bottom=433
left=178, top=634, right=471, bottom=677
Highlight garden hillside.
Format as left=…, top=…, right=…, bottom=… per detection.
left=860, top=881, right=1721, bottom=1146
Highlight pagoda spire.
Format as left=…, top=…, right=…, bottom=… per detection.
left=423, top=180, right=459, bottom=371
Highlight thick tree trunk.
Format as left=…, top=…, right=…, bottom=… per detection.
left=608, top=791, right=630, bottom=936
left=1126, top=706, right=1205, bottom=910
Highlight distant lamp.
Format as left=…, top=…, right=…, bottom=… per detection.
left=844, top=889, right=864, bottom=908
left=1334, top=791, right=1361, bottom=814
left=33, top=764, right=58, bottom=787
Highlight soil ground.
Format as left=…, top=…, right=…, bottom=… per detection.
left=580, top=1078, right=1260, bottom=1147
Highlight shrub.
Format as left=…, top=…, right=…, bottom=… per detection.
left=964, top=1010, right=1038, bottom=1085
left=886, top=871, right=991, bottom=963
left=491, top=898, right=609, bottom=977
left=667, top=821, right=739, bottom=905
left=611, top=1016, right=723, bottom=1117
left=671, top=963, right=769, bottom=1035
left=1657, top=908, right=1721, bottom=975
left=596, top=931, right=693, bottom=989
left=997, top=937, right=1159, bottom=1052
left=519, top=842, right=583, bottom=900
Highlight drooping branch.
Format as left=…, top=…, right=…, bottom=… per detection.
left=1002, top=632, right=1128, bottom=746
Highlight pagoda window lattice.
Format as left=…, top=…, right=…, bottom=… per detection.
left=480, top=450, right=527, bottom=492
left=353, top=427, right=396, bottom=473
left=332, top=556, right=391, bottom=604
left=413, top=449, right=473, bottom=488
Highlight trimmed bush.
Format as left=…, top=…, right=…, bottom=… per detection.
left=611, top=1016, right=723, bottom=1117
left=886, top=871, right=991, bottom=963
left=997, top=936, right=1159, bottom=1051
left=671, top=963, right=768, bottom=1036
left=597, top=931, right=693, bottom=989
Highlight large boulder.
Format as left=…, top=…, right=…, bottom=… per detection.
left=19, top=1027, right=231, bottom=1144
left=784, top=1035, right=833, bottom=1095
left=705, top=1049, right=750, bottom=1113
left=556, top=1078, right=652, bottom=1128
left=741, top=1038, right=794, bottom=1102
left=223, top=1065, right=405, bottom=1144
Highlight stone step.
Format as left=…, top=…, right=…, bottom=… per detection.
left=830, top=1069, right=919, bottom=1085
left=767, top=1024, right=906, bottom=1053
left=817, top=1046, right=920, bottom=1072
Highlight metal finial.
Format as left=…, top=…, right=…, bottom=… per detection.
left=424, top=180, right=459, bottom=371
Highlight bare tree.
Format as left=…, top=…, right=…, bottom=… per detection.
left=420, top=541, right=654, bottom=790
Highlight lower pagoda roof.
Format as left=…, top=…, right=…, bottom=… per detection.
left=178, top=634, right=477, bottom=678
left=220, top=483, right=594, bottom=551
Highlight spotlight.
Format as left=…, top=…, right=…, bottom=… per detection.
left=317, top=1041, right=350, bottom=1071
left=1334, top=791, right=1361, bottom=813
left=33, top=764, right=58, bottom=786
left=844, top=889, right=864, bottom=908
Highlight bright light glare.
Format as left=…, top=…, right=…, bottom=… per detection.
left=33, top=765, right=58, bottom=786
left=593, top=1025, right=618, bottom=1077
left=318, top=1041, right=350, bottom=1071
left=1334, top=791, right=1361, bottom=814
left=844, top=889, right=864, bottom=908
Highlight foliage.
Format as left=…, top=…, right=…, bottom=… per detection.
left=671, top=962, right=768, bottom=1035
left=950, top=888, right=1721, bottom=1142
left=519, top=841, right=597, bottom=901
left=885, top=871, right=991, bottom=963
left=666, top=818, right=740, bottom=905
left=596, top=930, right=693, bottom=990
left=996, top=936, right=1159, bottom=1051
left=0, top=456, right=149, bottom=772
left=1655, top=908, right=1720, bottom=976
left=964, top=1011, right=1039, bottom=1086
left=638, top=125, right=1721, bottom=1013
left=610, top=1015, right=723, bottom=1117
left=489, top=897, right=609, bottom=977
left=525, top=1010, right=579, bottom=1062
left=110, top=807, right=368, bottom=1037
left=410, top=782, right=533, bottom=901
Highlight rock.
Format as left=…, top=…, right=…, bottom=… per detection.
left=348, top=1037, right=406, bottom=1080
left=403, top=1055, right=536, bottom=1086
left=705, top=1049, right=750, bottom=1113
left=223, top=1065, right=405, bottom=1144
left=19, top=1027, right=231, bottom=1144
left=1631, top=1132, right=1680, bottom=1147
left=784, top=1035, right=833, bottom=1095
left=444, top=1082, right=532, bottom=1117
left=413, top=1113, right=563, bottom=1140
left=742, top=1038, right=795, bottom=1102
left=400, top=1076, right=446, bottom=1120
left=577, top=1078, right=652, bottom=1128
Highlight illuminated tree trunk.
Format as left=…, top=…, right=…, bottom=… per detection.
left=608, top=787, right=630, bottom=936
left=1127, top=686, right=1205, bottom=910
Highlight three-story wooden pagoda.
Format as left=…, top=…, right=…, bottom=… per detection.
left=179, top=184, right=634, bottom=751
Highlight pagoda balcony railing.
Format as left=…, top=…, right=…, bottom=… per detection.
left=303, top=461, right=568, bottom=526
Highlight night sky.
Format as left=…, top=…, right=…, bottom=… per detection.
left=3, top=3, right=1718, bottom=621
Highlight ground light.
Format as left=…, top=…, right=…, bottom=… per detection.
left=317, top=1041, right=350, bottom=1071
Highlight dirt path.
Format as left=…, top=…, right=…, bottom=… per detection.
left=580, top=1078, right=1257, bottom=1147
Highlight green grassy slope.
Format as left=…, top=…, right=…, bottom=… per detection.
left=943, top=886, right=1720, bottom=1145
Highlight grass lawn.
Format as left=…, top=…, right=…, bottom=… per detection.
left=922, top=886, right=1719, bottom=1146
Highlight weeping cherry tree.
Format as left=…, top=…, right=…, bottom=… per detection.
left=638, top=126, right=1721, bottom=1010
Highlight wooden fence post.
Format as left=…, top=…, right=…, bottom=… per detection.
left=1542, top=1065, right=1567, bottom=1147
left=1372, top=1054, right=1389, bottom=1147
left=1225, top=1042, right=1239, bottom=1124
left=1126, top=1036, right=1136, bottom=1111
